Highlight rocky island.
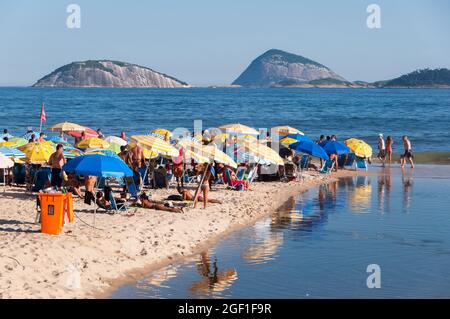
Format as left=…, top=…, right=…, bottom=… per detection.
left=33, top=60, right=189, bottom=88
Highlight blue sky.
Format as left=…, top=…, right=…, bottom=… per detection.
left=1, top=0, right=449, bottom=86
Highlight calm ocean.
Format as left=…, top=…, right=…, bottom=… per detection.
left=1, top=87, right=449, bottom=153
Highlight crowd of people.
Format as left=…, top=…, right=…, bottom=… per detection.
left=377, top=134, right=414, bottom=168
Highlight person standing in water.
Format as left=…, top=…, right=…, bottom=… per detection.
left=386, top=136, right=394, bottom=165
left=400, top=135, right=414, bottom=168
left=377, top=134, right=386, bottom=166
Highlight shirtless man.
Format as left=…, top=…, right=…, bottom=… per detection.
left=377, top=134, right=386, bottom=166
left=48, top=144, right=66, bottom=188
left=129, top=145, right=145, bottom=191
left=400, top=135, right=414, bottom=168
left=177, top=186, right=222, bottom=205
left=138, top=193, right=183, bottom=213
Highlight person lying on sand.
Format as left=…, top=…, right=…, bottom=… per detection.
left=138, top=192, right=184, bottom=213
left=177, top=186, right=222, bottom=205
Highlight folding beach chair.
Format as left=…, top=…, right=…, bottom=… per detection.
left=246, top=166, right=258, bottom=184
left=355, top=158, right=368, bottom=171
left=236, top=166, right=246, bottom=181
left=319, top=160, right=334, bottom=175
left=345, top=153, right=356, bottom=168
left=124, top=176, right=139, bottom=199
left=108, top=191, right=129, bottom=212
left=224, top=169, right=245, bottom=191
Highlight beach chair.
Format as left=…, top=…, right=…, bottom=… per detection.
left=319, top=160, right=334, bottom=175
left=300, top=155, right=310, bottom=170
left=223, top=169, right=245, bottom=191
left=31, top=167, right=51, bottom=192
left=236, top=167, right=246, bottom=181
left=283, top=162, right=297, bottom=181
left=108, top=191, right=129, bottom=212
left=247, top=166, right=258, bottom=184
left=345, top=153, right=356, bottom=168
left=124, top=176, right=139, bottom=199
left=355, top=158, right=368, bottom=171
left=13, top=163, right=26, bottom=185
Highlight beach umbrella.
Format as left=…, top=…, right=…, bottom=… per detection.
left=219, top=123, right=259, bottom=136
left=0, top=153, right=14, bottom=169
left=238, top=140, right=284, bottom=166
left=131, top=135, right=179, bottom=157
left=18, top=142, right=55, bottom=164
left=0, top=141, right=17, bottom=147
left=7, top=137, right=28, bottom=147
left=67, top=127, right=99, bottom=139
left=46, top=136, right=70, bottom=144
left=289, top=141, right=329, bottom=160
left=48, top=122, right=85, bottom=132
left=0, top=146, right=25, bottom=158
left=240, top=151, right=271, bottom=165
left=104, top=136, right=127, bottom=146
left=271, top=126, right=304, bottom=136
left=85, top=149, right=121, bottom=159
left=322, top=141, right=351, bottom=155
left=62, top=154, right=132, bottom=179
left=280, top=133, right=313, bottom=145
left=151, top=128, right=172, bottom=140
left=177, top=139, right=237, bottom=168
left=344, top=138, right=373, bottom=158
left=76, top=138, right=110, bottom=150
left=127, top=142, right=159, bottom=159
left=182, top=149, right=212, bottom=164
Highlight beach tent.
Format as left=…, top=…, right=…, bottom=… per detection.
left=289, top=141, right=329, bottom=160
left=62, top=154, right=133, bottom=226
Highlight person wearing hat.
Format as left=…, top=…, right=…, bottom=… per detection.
left=377, top=133, right=386, bottom=166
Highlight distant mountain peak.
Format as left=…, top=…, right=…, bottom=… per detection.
left=33, top=60, right=189, bottom=88
left=232, top=49, right=346, bottom=87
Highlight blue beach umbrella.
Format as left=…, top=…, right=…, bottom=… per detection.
left=322, top=141, right=351, bottom=155
left=289, top=141, right=329, bottom=160
left=85, top=149, right=121, bottom=159
left=47, top=136, right=69, bottom=144
left=280, top=133, right=313, bottom=144
left=0, top=146, right=25, bottom=158
left=62, top=154, right=132, bottom=178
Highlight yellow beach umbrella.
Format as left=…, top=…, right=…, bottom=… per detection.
left=178, top=139, right=237, bottom=168
left=48, top=122, right=86, bottom=132
left=219, top=123, right=259, bottom=135
left=183, top=149, right=212, bottom=164
left=271, top=126, right=304, bottom=136
left=239, top=140, right=284, bottom=166
left=128, top=142, right=159, bottom=159
left=279, top=136, right=298, bottom=144
left=18, top=142, right=55, bottom=164
left=345, top=138, right=373, bottom=158
left=0, top=141, right=16, bottom=147
left=77, top=138, right=110, bottom=150
left=131, top=135, right=179, bottom=157
left=151, top=128, right=172, bottom=138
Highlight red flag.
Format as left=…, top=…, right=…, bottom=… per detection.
left=40, top=102, right=46, bottom=123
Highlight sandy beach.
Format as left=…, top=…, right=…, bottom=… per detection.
left=0, top=169, right=367, bottom=299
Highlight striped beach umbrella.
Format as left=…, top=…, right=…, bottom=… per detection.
left=0, top=146, right=26, bottom=158
left=271, top=126, right=304, bottom=136
left=48, top=122, right=85, bottom=132
left=219, top=123, right=259, bottom=136
left=131, top=135, right=179, bottom=157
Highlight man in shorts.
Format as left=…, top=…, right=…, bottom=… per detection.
left=400, top=135, right=414, bottom=168
left=377, top=133, right=386, bottom=166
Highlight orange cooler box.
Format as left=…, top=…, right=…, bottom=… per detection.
left=38, top=193, right=74, bottom=235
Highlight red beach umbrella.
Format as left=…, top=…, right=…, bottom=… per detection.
left=67, top=127, right=99, bottom=139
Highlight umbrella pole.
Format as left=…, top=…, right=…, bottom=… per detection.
left=192, top=163, right=209, bottom=208
left=93, top=179, right=100, bottom=228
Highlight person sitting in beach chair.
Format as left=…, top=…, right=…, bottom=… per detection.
left=104, top=186, right=128, bottom=212
left=223, top=167, right=248, bottom=191
left=138, top=192, right=184, bottom=213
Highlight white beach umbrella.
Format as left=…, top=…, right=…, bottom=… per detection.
left=104, top=136, right=127, bottom=146
left=0, top=153, right=14, bottom=169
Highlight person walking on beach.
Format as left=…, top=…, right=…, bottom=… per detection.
left=400, top=135, right=414, bottom=168
left=377, top=134, right=386, bottom=166
left=48, top=144, right=67, bottom=189
left=386, top=136, right=394, bottom=165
